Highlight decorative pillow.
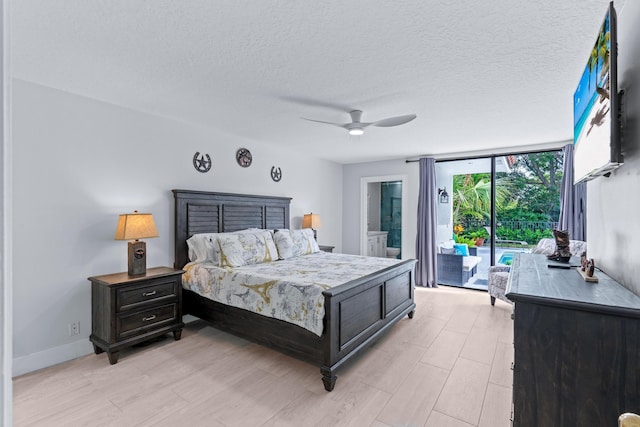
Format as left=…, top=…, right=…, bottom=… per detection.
left=273, top=229, right=294, bottom=259
left=274, top=229, right=319, bottom=259
left=291, top=228, right=320, bottom=256
left=217, top=230, right=278, bottom=267
left=440, top=247, right=456, bottom=255
left=187, top=229, right=274, bottom=266
left=453, top=243, right=469, bottom=257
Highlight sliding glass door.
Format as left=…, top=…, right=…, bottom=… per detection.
left=435, top=151, right=562, bottom=289
left=436, top=158, right=492, bottom=290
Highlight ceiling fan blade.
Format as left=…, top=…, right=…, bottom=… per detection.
left=372, top=114, right=417, bottom=127
left=301, top=117, right=348, bottom=128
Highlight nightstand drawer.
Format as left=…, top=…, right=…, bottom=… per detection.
left=117, top=279, right=178, bottom=312
left=117, top=303, right=177, bottom=339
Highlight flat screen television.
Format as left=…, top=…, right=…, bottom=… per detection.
left=573, top=1, right=623, bottom=184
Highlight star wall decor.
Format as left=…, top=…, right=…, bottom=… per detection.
left=193, top=152, right=212, bottom=173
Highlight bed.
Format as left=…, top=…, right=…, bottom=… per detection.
left=173, top=189, right=416, bottom=391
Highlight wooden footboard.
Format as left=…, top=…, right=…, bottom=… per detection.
left=182, top=259, right=416, bottom=391
left=320, top=259, right=416, bottom=390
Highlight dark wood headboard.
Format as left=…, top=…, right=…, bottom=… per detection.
left=172, top=189, right=292, bottom=269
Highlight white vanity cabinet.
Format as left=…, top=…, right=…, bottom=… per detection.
left=367, top=231, right=388, bottom=257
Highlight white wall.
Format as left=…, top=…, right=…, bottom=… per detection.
left=435, top=166, right=453, bottom=244
left=587, top=1, right=640, bottom=294
left=343, top=159, right=418, bottom=258
left=1, top=0, right=12, bottom=420
left=11, top=79, right=343, bottom=375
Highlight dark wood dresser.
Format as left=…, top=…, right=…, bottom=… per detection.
left=89, top=266, right=184, bottom=364
left=506, top=254, right=640, bottom=426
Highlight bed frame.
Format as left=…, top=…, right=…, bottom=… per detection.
left=173, top=189, right=416, bottom=391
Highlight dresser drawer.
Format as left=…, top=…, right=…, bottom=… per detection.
left=117, top=279, right=178, bottom=312
left=117, top=303, right=177, bottom=339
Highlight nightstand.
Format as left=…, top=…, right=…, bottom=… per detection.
left=319, top=245, right=334, bottom=253
left=88, top=266, right=184, bottom=364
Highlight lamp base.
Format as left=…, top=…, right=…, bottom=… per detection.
left=127, top=240, right=147, bottom=276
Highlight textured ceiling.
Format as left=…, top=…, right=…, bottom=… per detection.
left=10, top=0, right=627, bottom=164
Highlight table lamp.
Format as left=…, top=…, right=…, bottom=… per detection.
left=114, top=211, right=159, bottom=276
left=302, top=213, right=321, bottom=240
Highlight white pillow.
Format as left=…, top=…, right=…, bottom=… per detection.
left=438, top=239, right=455, bottom=254
left=186, top=233, right=220, bottom=264
left=217, top=230, right=278, bottom=267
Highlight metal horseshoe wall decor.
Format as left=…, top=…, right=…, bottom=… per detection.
left=270, top=166, right=282, bottom=182
left=193, top=152, right=212, bottom=173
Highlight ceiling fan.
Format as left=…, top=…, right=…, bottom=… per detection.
left=302, top=110, right=417, bottom=136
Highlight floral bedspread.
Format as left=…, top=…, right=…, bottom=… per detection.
left=182, top=252, right=405, bottom=336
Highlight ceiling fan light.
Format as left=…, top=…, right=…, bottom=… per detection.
left=349, top=128, right=364, bottom=136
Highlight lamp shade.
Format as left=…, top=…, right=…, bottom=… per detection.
left=114, top=211, right=159, bottom=241
left=302, top=213, right=321, bottom=229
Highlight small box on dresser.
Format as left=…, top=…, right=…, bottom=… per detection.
left=88, top=266, right=184, bottom=364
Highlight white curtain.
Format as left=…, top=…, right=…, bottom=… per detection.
left=415, top=157, right=438, bottom=287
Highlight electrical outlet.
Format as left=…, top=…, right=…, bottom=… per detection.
left=68, top=321, right=80, bottom=336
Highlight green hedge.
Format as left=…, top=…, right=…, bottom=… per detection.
left=495, top=227, right=553, bottom=245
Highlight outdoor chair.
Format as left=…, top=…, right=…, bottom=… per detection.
left=437, top=242, right=482, bottom=286
left=488, top=265, right=512, bottom=306
left=530, top=238, right=587, bottom=257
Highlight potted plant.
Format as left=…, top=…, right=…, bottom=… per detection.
left=470, top=228, right=489, bottom=247
left=454, top=235, right=477, bottom=247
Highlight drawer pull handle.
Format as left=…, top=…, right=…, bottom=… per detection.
left=511, top=362, right=515, bottom=370
left=142, top=291, right=156, bottom=297
left=143, top=315, right=156, bottom=322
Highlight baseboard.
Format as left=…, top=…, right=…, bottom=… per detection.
left=13, top=317, right=200, bottom=377
left=13, top=338, right=93, bottom=377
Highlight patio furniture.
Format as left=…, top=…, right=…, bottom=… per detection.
left=488, top=265, right=512, bottom=305
left=437, top=243, right=482, bottom=286
left=530, top=237, right=587, bottom=257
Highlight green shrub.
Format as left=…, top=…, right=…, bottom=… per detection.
left=469, top=228, right=489, bottom=239
left=496, top=227, right=553, bottom=245
left=454, top=235, right=477, bottom=247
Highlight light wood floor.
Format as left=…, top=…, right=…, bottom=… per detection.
left=13, top=286, right=514, bottom=427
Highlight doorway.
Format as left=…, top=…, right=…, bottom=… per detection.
left=360, top=175, right=408, bottom=258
